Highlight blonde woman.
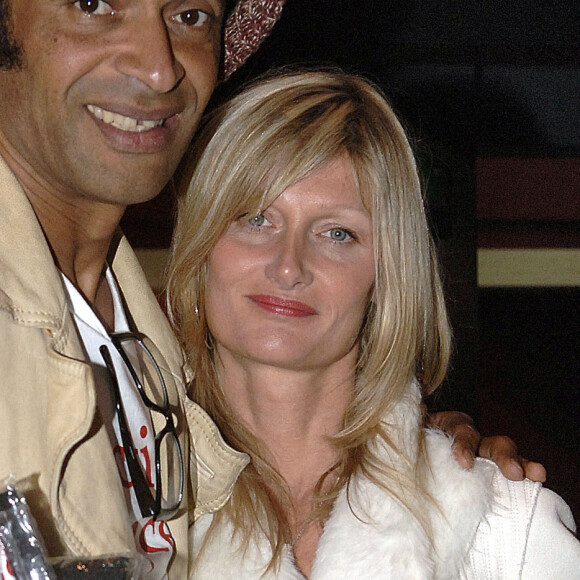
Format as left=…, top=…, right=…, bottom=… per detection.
left=166, top=70, right=579, bottom=578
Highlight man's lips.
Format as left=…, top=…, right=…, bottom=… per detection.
left=86, top=103, right=180, bottom=152
left=248, top=295, right=318, bottom=317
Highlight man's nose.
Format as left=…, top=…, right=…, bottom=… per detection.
left=265, top=235, right=314, bottom=290
left=113, top=14, right=185, bottom=94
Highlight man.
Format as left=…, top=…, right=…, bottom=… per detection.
left=0, top=1, right=257, bottom=576
left=0, top=0, right=543, bottom=577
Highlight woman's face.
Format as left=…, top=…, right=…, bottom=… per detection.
left=205, top=156, right=375, bottom=372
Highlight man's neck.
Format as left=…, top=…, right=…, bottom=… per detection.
left=31, top=187, right=123, bottom=299
left=0, top=133, right=125, bottom=306
left=36, top=194, right=124, bottom=330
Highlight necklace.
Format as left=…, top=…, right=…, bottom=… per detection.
left=291, top=519, right=314, bottom=548
left=290, top=463, right=340, bottom=548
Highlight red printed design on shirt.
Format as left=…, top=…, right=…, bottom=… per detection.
left=116, top=421, right=174, bottom=578
left=0, top=541, right=16, bottom=580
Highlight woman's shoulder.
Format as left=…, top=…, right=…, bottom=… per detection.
left=464, top=464, right=580, bottom=578
left=424, top=428, right=580, bottom=579
left=424, top=428, right=575, bottom=529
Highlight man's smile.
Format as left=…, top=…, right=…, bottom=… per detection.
left=87, top=104, right=166, bottom=133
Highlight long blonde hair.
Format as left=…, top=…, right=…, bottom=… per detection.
left=165, top=68, right=452, bottom=569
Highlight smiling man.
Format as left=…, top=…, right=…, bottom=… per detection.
left=0, top=0, right=284, bottom=576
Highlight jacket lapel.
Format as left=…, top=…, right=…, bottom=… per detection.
left=46, top=348, right=134, bottom=556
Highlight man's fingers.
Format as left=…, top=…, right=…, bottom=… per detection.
left=449, top=422, right=480, bottom=469
left=427, top=410, right=475, bottom=432
left=478, top=435, right=546, bottom=482
left=478, top=436, right=523, bottom=479
left=521, top=460, right=547, bottom=483
left=479, top=434, right=517, bottom=460
left=427, top=411, right=482, bottom=469
left=429, top=414, right=549, bottom=481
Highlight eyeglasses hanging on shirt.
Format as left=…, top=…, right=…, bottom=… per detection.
left=100, top=332, right=184, bottom=521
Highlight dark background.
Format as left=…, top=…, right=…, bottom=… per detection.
left=123, top=0, right=580, bottom=519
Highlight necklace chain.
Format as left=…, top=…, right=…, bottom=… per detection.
left=289, top=463, right=340, bottom=549
left=291, top=519, right=314, bottom=548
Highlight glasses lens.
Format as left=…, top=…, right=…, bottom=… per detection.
left=118, top=335, right=172, bottom=409
left=112, top=332, right=184, bottom=519
left=158, top=430, right=184, bottom=514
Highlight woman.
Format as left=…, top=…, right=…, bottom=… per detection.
left=166, top=70, right=579, bottom=578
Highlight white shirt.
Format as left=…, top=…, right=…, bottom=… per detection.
left=62, top=269, right=174, bottom=579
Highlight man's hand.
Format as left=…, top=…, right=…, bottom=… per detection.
left=428, top=411, right=547, bottom=482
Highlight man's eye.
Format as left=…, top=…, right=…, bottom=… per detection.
left=323, top=228, right=353, bottom=242
left=174, top=9, right=211, bottom=27
left=73, top=0, right=113, bottom=15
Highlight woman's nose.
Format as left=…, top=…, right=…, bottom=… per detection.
left=265, top=235, right=313, bottom=290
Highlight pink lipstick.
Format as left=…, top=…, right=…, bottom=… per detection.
left=248, top=295, right=317, bottom=317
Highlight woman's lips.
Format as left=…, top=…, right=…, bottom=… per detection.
left=248, top=295, right=318, bottom=317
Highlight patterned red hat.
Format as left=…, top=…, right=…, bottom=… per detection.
left=223, top=0, right=287, bottom=80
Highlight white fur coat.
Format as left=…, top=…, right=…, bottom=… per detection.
left=190, top=385, right=580, bottom=579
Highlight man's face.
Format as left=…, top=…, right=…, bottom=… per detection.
left=0, top=0, right=224, bottom=207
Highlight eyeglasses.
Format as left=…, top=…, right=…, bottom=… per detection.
left=99, top=332, right=184, bottom=521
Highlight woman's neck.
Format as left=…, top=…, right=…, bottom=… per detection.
left=217, top=352, right=358, bottom=579
left=217, top=351, right=354, bottom=497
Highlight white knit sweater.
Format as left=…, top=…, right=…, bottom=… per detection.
left=190, top=385, right=580, bottom=579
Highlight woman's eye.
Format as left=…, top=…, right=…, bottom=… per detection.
left=74, top=0, right=113, bottom=15
left=174, top=9, right=210, bottom=27
left=323, top=228, right=353, bottom=242
left=248, top=214, right=270, bottom=228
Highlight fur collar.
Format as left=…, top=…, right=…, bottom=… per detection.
left=191, top=384, right=497, bottom=579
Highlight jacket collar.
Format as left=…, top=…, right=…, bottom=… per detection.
left=0, top=155, right=70, bottom=335
left=316, top=384, right=494, bottom=579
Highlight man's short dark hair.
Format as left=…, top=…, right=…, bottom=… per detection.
left=0, top=0, right=22, bottom=70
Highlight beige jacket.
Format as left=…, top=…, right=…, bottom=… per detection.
left=0, top=156, right=248, bottom=577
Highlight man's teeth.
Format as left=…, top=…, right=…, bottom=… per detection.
left=87, top=104, right=164, bottom=133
